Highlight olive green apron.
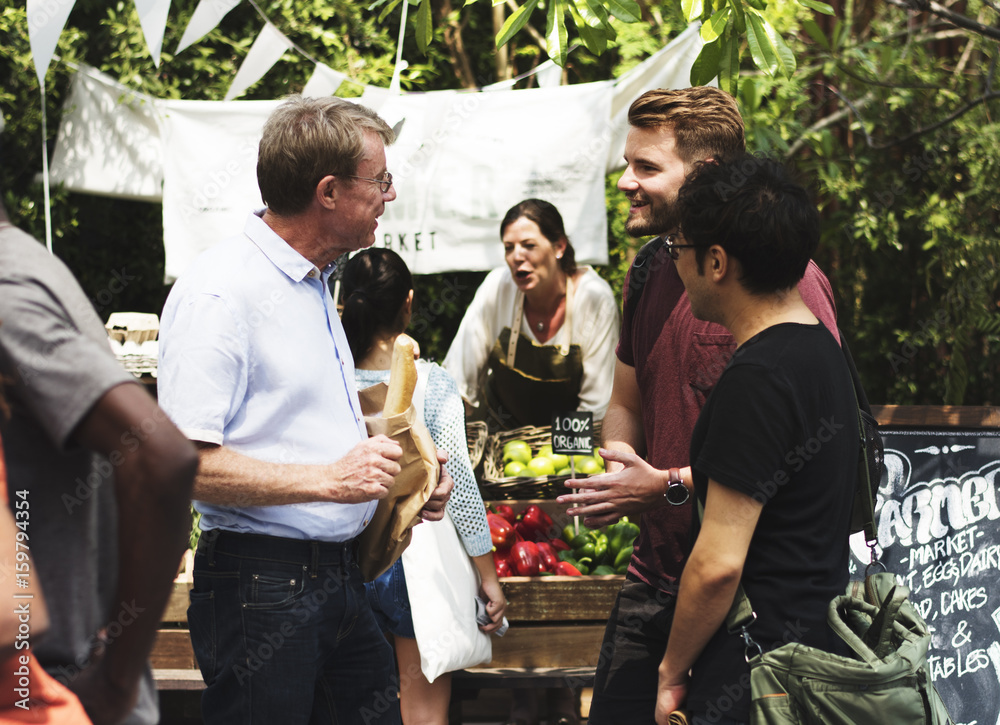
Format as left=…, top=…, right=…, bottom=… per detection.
left=478, top=276, right=584, bottom=430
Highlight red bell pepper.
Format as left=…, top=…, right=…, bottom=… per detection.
left=517, top=504, right=555, bottom=541
left=510, top=541, right=542, bottom=576
left=514, top=520, right=536, bottom=542
left=550, top=538, right=570, bottom=552
left=493, top=548, right=513, bottom=577
left=536, top=541, right=559, bottom=573
left=492, top=503, right=517, bottom=525
left=555, top=560, right=583, bottom=576
left=487, top=513, right=516, bottom=548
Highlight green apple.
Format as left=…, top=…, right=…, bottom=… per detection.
left=538, top=444, right=553, bottom=458
left=503, top=440, right=531, bottom=466
left=549, top=453, right=570, bottom=470
left=504, top=461, right=526, bottom=477
left=578, top=458, right=601, bottom=475
left=572, top=454, right=592, bottom=467
left=556, top=467, right=572, bottom=476
left=526, top=456, right=556, bottom=477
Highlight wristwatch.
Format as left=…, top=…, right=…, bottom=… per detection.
left=664, top=467, right=689, bottom=506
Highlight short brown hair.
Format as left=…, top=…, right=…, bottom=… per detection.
left=628, top=87, right=744, bottom=166
left=257, top=95, right=395, bottom=216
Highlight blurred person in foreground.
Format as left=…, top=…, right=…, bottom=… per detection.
left=0, top=137, right=198, bottom=723
left=0, top=377, right=91, bottom=723
left=654, top=154, right=856, bottom=725
left=557, top=87, right=840, bottom=723
left=157, top=96, right=453, bottom=725
left=444, top=198, right=619, bottom=431
left=341, top=247, right=506, bottom=725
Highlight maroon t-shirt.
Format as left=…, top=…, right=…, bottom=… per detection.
left=615, top=243, right=839, bottom=593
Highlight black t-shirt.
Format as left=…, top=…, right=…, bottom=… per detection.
left=686, top=323, right=857, bottom=721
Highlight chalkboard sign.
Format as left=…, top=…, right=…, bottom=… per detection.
left=550, top=411, right=594, bottom=455
left=849, top=428, right=1000, bottom=725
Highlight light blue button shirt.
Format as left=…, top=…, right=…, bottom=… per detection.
left=158, top=212, right=376, bottom=541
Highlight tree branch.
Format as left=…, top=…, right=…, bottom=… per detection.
left=436, top=0, right=477, bottom=88
left=885, top=0, right=1000, bottom=41
left=785, top=92, right=875, bottom=157
left=871, top=91, right=1000, bottom=148
left=834, top=61, right=946, bottom=90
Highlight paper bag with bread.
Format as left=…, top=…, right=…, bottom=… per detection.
left=356, top=335, right=440, bottom=581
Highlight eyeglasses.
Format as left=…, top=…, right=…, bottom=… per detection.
left=344, top=172, right=393, bottom=194
left=664, top=233, right=698, bottom=260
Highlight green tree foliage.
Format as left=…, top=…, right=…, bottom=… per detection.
left=736, top=0, right=1000, bottom=405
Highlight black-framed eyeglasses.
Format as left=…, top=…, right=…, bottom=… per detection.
left=664, top=233, right=698, bottom=260
left=344, top=172, right=393, bottom=194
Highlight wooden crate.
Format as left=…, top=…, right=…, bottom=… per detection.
left=153, top=501, right=623, bottom=686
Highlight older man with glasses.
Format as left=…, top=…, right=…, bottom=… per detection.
left=158, top=95, right=453, bottom=725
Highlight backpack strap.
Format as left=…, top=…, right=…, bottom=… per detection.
left=623, top=236, right=666, bottom=324
left=839, top=328, right=883, bottom=551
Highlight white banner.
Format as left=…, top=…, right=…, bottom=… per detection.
left=48, top=65, right=164, bottom=201
left=372, top=82, right=613, bottom=275
left=159, top=99, right=272, bottom=280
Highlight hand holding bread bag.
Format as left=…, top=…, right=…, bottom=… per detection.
left=356, top=335, right=441, bottom=580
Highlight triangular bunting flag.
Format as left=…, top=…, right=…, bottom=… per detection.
left=133, top=0, right=172, bottom=66
left=176, top=0, right=242, bottom=54
left=26, top=0, right=78, bottom=84
left=224, top=22, right=294, bottom=101
left=302, top=63, right=348, bottom=97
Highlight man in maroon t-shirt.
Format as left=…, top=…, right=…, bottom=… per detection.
left=557, top=87, right=839, bottom=724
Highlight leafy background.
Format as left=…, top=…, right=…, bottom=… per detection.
left=1, top=0, right=997, bottom=405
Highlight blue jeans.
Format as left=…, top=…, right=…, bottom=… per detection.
left=188, top=530, right=401, bottom=725
left=587, top=574, right=678, bottom=725
left=364, top=559, right=416, bottom=638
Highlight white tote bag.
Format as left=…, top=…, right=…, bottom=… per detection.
left=401, top=511, right=492, bottom=682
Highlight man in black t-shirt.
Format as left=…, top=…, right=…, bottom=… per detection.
left=653, top=155, right=857, bottom=725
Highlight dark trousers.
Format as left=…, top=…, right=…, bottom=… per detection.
left=586, top=574, right=677, bottom=724
left=188, top=530, right=401, bottom=725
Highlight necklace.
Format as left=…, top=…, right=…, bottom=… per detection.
left=536, top=321, right=545, bottom=331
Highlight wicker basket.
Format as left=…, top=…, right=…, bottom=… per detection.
left=480, top=423, right=603, bottom=500
left=465, top=421, right=488, bottom=470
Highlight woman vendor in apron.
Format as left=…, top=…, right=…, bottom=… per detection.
left=444, top=199, right=620, bottom=431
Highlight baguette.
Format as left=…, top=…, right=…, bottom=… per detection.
left=383, top=335, right=418, bottom=416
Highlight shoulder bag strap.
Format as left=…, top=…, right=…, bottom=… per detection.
left=623, top=236, right=666, bottom=324
left=839, top=328, right=881, bottom=549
